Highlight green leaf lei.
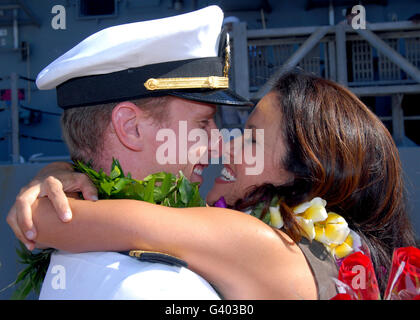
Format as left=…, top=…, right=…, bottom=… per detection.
left=8, top=158, right=205, bottom=300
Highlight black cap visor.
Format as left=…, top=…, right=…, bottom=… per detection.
left=169, top=88, right=253, bottom=107
left=57, top=57, right=253, bottom=109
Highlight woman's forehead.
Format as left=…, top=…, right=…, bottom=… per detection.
left=247, top=93, right=278, bottom=127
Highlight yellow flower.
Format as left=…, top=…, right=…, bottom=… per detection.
left=296, top=216, right=316, bottom=240
left=314, top=212, right=350, bottom=246
left=293, top=197, right=328, bottom=240
left=290, top=197, right=355, bottom=260
left=330, top=233, right=354, bottom=259
left=300, top=203, right=328, bottom=222
left=293, top=197, right=327, bottom=216
left=269, top=205, right=284, bottom=229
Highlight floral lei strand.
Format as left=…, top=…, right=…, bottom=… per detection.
left=215, top=196, right=362, bottom=264
left=271, top=197, right=362, bottom=262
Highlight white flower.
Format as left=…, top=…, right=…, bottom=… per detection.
left=293, top=197, right=328, bottom=240
left=269, top=205, right=284, bottom=229
left=314, top=212, right=350, bottom=246
left=293, top=197, right=327, bottom=214
left=295, top=216, right=316, bottom=240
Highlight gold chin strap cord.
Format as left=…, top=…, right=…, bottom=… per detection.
left=144, top=76, right=228, bottom=90
left=144, top=34, right=231, bottom=91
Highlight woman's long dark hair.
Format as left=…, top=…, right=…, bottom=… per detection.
left=234, top=72, right=416, bottom=293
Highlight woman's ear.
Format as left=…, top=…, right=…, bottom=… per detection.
left=111, top=101, right=144, bottom=151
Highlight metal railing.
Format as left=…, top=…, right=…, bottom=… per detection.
left=230, top=20, right=420, bottom=98
left=230, top=20, right=420, bottom=145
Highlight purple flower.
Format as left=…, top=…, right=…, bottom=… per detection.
left=214, top=196, right=227, bottom=208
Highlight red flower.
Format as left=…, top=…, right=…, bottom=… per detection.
left=331, top=293, right=353, bottom=300
left=384, top=246, right=420, bottom=300
left=338, top=251, right=380, bottom=300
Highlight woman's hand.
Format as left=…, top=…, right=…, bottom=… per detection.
left=6, top=161, right=98, bottom=250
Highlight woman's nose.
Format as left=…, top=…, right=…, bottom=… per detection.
left=221, top=135, right=243, bottom=164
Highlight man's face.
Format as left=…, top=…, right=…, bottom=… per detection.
left=142, top=97, right=219, bottom=185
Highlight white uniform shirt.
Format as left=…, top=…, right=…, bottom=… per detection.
left=39, top=251, right=221, bottom=300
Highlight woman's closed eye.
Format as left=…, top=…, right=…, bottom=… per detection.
left=199, top=119, right=210, bottom=129
left=244, top=126, right=257, bottom=144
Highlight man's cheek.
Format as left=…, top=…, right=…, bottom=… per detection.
left=187, top=128, right=209, bottom=165
left=155, top=129, right=178, bottom=165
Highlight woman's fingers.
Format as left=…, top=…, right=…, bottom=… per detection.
left=69, top=173, right=98, bottom=201
left=6, top=161, right=98, bottom=247
left=13, top=183, right=41, bottom=241
left=6, top=204, right=35, bottom=251
left=41, top=176, right=72, bottom=222
left=37, top=168, right=98, bottom=220
left=41, top=171, right=98, bottom=201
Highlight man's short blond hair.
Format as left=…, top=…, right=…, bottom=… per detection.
left=61, top=96, right=172, bottom=164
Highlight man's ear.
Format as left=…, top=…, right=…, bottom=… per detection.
left=111, top=101, right=144, bottom=151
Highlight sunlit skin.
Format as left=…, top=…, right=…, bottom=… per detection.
left=97, top=97, right=218, bottom=185
left=207, top=92, right=294, bottom=206
left=153, top=97, right=219, bottom=185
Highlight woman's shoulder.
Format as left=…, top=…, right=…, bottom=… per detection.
left=264, top=229, right=340, bottom=299
left=255, top=229, right=319, bottom=299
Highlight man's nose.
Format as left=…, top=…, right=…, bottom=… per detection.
left=223, top=135, right=243, bottom=163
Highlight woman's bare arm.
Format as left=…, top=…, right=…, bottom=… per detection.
left=31, top=197, right=314, bottom=299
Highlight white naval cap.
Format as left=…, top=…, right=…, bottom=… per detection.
left=36, top=5, right=252, bottom=109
